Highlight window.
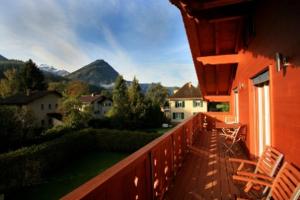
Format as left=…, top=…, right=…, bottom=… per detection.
left=104, top=102, right=112, bottom=107
left=193, top=112, right=199, bottom=115
left=48, top=118, right=52, bottom=126
left=48, top=104, right=52, bottom=110
left=175, top=101, right=185, bottom=108
left=55, top=104, right=58, bottom=109
left=41, top=120, right=45, bottom=126
left=173, top=112, right=184, bottom=120
left=41, top=104, right=44, bottom=110
left=208, top=102, right=230, bottom=112
left=193, top=100, right=203, bottom=107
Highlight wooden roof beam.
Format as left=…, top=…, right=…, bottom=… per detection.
left=197, top=54, right=239, bottom=65
left=209, top=16, right=243, bottom=23
left=189, top=0, right=252, bottom=10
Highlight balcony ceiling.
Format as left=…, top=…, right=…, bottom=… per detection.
left=170, top=0, right=254, bottom=96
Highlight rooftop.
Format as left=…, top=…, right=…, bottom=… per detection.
left=169, top=82, right=203, bottom=99
left=79, top=94, right=111, bottom=103
left=0, top=90, right=62, bottom=105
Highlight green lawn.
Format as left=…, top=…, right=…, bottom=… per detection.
left=6, top=152, right=128, bottom=200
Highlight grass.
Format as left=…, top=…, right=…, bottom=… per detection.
left=6, top=151, right=128, bottom=200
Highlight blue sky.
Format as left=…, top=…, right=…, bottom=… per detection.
left=0, top=0, right=197, bottom=86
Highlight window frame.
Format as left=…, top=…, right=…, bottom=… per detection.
left=175, top=100, right=185, bottom=108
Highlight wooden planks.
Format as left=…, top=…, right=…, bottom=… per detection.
left=165, top=129, right=250, bottom=200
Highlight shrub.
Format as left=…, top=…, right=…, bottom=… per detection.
left=0, top=128, right=160, bottom=192
left=88, top=118, right=112, bottom=129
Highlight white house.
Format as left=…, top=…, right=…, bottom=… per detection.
left=79, top=94, right=112, bottom=118
left=169, top=82, right=207, bottom=123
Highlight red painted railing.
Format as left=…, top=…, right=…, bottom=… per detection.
left=61, top=113, right=225, bottom=200
left=61, top=113, right=207, bottom=200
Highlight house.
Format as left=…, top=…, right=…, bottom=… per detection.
left=63, top=1, right=300, bottom=200
left=79, top=94, right=112, bottom=118
left=0, top=91, right=62, bottom=127
left=169, top=82, right=207, bottom=123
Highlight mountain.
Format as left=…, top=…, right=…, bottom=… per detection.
left=0, top=55, right=8, bottom=61
left=66, top=59, right=119, bottom=88
left=0, top=58, right=66, bottom=82
left=0, top=59, right=25, bottom=78
left=39, top=64, right=70, bottom=77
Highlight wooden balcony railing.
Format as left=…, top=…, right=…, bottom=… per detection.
left=61, top=113, right=209, bottom=200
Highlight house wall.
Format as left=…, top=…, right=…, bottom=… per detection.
left=101, top=99, right=112, bottom=116
left=231, top=0, right=300, bottom=166
left=27, top=94, right=61, bottom=127
left=85, top=99, right=112, bottom=118
left=170, top=99, right=207, bottom=123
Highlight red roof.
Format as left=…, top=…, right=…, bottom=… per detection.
left=79, top=95, right=109, bottom=103
left=169, top=83, right=203, bottom=99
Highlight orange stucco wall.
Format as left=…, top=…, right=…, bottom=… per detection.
left=232, top=0, right=300, bottom=166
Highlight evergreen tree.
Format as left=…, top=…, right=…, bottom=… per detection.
left=128, top=77, right=145, bottom=128
left=107, top=75, right=130, bottom=127
left=20, top=59, right=47, bottom=92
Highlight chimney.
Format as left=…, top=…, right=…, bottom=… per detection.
left=188, top=82, right=192, bottom=88
left=91, top=93, right=95, bottom=97
left=173, top=89, right=178, bottom=94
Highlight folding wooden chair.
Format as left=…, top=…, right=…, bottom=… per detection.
left=233, top=162, right=300, bottom=200
left=219, top=125, right=243, bottom=154
left=229, top=146, right=284, bottom=193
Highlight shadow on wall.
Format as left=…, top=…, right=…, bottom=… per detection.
left=241, top=0, right=300, bottom=68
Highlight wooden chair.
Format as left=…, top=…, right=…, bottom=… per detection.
left=233, top=162, right=300, bottom=200
left=229, top=146, right=284, bottom=193
left=219, top=125, right=243, bottom=154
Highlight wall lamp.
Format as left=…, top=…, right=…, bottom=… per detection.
left=275, top=52, right=291, bottom=72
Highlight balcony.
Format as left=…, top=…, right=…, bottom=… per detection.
left=62, top=113, right=251, bottom=200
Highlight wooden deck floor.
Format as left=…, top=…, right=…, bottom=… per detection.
left=165, top=130, right=253, bottom=200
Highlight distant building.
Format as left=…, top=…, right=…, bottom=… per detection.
left=168, top=82, right=207, bottom=123
left=0, top=91, right=62, bottom=127
left=79, top=94, right=112, bottom=118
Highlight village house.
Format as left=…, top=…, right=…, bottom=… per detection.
left=79, top=94, right=112, bottom=118
left=0, top=91, right=62, bottom=127
left=169, top=82, right=207, bottom=123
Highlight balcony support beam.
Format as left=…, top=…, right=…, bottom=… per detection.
left=197, top=54, right=239, bottom=65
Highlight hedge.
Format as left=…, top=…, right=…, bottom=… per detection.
left=0, top=129, right=160, bottom=192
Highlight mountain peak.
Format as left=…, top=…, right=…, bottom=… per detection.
left=66, top=60, right=119, bottom=87
left=39, top=64, right=70, bottom=77
left=88, top=59, right=109, bottom=67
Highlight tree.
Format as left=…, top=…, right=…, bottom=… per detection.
left=19, top=59, right=47, bottom=92
left=100, top=89, right=112, bottom=99
left=146, top=83, right=169, bottom=107
left=143, top=100, right=165, bottom=128
left=60, top=97, right=92, bottom=129
left=107, top=75, right=130, bottom=127
left=0, top=106, right=37, bottom=152
left=127, top=77, right=146, bottom=127
left=48, top=81, right=67, bottom=94
left=65, top=80, right=89, bottom=98
left=0, top=68, right=20, bottom=98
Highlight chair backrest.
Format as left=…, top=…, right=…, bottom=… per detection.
left=269, top=162, right=300, bottom=200
left=231, top=125, right=243, bottom=142
left=255, top=146, right=284, bottom=177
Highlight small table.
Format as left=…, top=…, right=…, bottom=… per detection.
left=215, top=122, right=241, bottom=129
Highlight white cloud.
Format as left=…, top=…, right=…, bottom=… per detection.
left=0, top=0, right=197, bottom=86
